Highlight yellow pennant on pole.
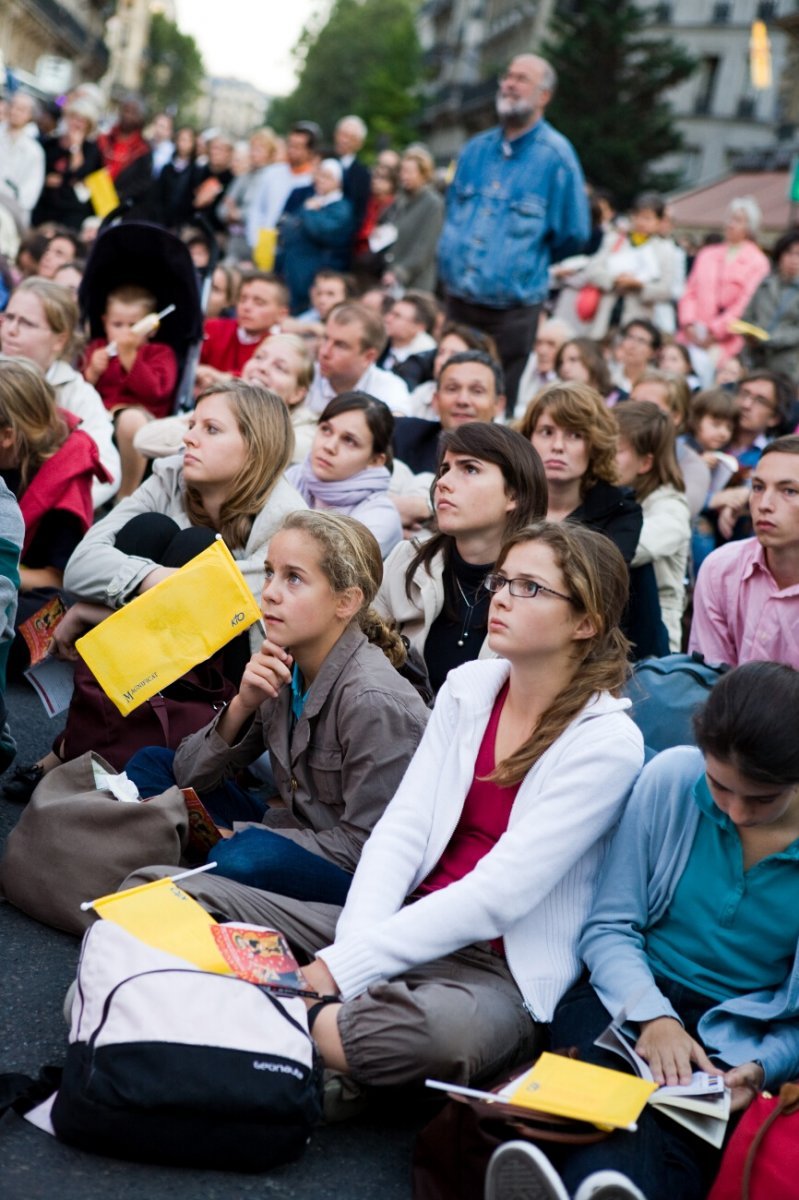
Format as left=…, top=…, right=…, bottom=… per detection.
left=76, top=538, right=261, bottom=715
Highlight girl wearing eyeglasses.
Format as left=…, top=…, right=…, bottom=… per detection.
left=123, top=520, right=644, bottom=1097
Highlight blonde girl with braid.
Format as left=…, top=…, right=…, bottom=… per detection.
left=124, top=509, right=430, bottom=905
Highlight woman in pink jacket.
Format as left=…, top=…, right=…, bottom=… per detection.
left=678, top=198, right=769, bottom=365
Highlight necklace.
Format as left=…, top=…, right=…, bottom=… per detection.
left=454, top=575, right=483, bottom=647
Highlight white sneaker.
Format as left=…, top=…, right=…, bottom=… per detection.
left=574, top=1170, right=648, bottom=1200
left=485, top=1141, right=570, bottom=1200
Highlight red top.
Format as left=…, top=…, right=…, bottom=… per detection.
left=97, top=127, right=150, bottom=181
left=418, top=682, right=521, bottom=950
left=19, top=410, right=109, bottom=558
left=84, top=339, right=178, bottom=419
left=200, top=318, right=263, bottom=375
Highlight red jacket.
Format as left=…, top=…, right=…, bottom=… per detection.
left=84, top=339, right=178, bottom=419
left=20, top=411, right=110, bottom=558
left=200, top=319, right=263, bottom=375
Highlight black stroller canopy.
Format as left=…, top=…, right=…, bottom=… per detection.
left=78, top=222, right=204, bottom=351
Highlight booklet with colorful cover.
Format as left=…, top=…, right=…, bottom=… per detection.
left=595, top=1020, right=730, bottom=1147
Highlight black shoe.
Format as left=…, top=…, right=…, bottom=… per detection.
left=2, top=762, right=44, bottom=804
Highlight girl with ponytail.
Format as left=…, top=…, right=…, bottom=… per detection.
left=126, top=510, right=430, bottom=904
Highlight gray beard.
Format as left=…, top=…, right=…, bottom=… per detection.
left=495, top=93, right=535, bottom=127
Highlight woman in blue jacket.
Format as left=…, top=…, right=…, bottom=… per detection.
left=278, top=159, right=353, bottom=313
left=486, top=660, right=799, bottom=1200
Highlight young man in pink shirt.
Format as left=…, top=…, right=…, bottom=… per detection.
left=689, top=435, right=799, bottom=667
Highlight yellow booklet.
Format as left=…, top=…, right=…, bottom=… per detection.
left=83, top=168, right=120, bottom=217
left=729, top=319, right=770, bottom=342
left=506, top=1052, right=657, bottom=1131
left=87, top=875, right=231, bottom=974
left=76, top=537, right=261, bottom=715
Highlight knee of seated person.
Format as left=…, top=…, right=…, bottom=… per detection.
left=210, top=827, right=274, bottom=884
left=119, top=863, right=175, bottom=892
left=346, top=991, right=473, bottom=1086
left=124, top=745, right=178, bottom=794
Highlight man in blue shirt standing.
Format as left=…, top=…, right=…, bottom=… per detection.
left=438, top=55, right=590, bottom=416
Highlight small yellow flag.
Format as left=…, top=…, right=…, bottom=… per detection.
left=90, top=876, right=231, bottom=973
left=508, top=1052, right=657, bottom=1131
left=253, top=227, right=278, bottom=271
left=76, top=538, right=261, bottom=715
left=83, top=168, right=120, bottom=218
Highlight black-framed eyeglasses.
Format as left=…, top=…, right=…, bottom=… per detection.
left=483, top=573, right=575, bottom=604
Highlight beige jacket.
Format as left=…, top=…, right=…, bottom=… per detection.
left=173, top=625, right=430, bottom=872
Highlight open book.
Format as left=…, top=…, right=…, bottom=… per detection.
left=595, top=1020, right=730, bottom=1147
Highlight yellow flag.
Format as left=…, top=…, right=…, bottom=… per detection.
left=83, top=168, right=120, bottom=218
left=76, top=538, right=261, bottom=715
left=90, top=876, right=231, bottom=973
left=508, top=1052, right=657, bottom=1131
left=253, top=227, right=278, bottom=271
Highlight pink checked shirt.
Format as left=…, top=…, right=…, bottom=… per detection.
left=689, top=538, right=799, bottom=668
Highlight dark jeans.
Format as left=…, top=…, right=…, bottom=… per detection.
left=545, top=976, right=723, bottom=1200
left=445, top=295, right=541, bottom=417
left=125, top=746, right=353, bottom=905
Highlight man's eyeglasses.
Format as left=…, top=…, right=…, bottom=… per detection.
left=484, top=573, right=575, bottom=604
left=738, top=386, right=777, bottom=411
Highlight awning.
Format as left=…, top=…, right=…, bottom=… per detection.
left=668, top=171, right=795, bottom=238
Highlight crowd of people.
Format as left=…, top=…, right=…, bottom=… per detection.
left=1, top=49, right=799, bottom=1200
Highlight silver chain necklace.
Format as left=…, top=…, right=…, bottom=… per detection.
left=454, top=576, right=484, bottom=647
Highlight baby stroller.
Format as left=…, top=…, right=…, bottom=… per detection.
left=78, top=218, right=207, bottom=412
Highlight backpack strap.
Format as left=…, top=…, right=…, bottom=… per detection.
left=0, top=1066, right=62, bottom=1118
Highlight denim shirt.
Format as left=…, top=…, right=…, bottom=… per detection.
left=437, top=119, right=589, bottom=309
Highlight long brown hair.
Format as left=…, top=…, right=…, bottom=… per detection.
left=615, top=400, right=685, bottom=502
left=489, top=521, right=631, bottom=786
left=0, top=357, right=68, bottom=491
left=404, top=422, right=548, bottom=600
left=182, top=380, right=294, bottom=549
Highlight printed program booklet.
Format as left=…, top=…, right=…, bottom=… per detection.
left=594, top=1020, right=730, bottom=1147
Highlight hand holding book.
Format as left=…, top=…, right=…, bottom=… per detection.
left=635, top=1015, right=721, bottom=1087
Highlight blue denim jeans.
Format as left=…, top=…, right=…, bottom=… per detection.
left=544, top=976, right=723, bottom=1200
left=124, top=746, right=353, bottom=904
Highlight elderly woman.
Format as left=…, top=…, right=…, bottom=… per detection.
left=381, top=144, right=444, bottom=293
left=740, top=228, right=799, bottom=382
left=32, top=97, right=103, bottom=230
left=277, top=159, right=354, bottom=314
left=678, top=198, right=770, bottom=363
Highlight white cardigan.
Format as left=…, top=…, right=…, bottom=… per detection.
left=319, top=659, right=644, bottom=1018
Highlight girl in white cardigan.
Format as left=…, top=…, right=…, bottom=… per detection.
left=123, top=520, right=644, bottom=1091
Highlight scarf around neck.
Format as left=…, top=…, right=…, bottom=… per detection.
left=287, top=458, right=392, bottom=509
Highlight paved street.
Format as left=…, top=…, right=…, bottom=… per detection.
left=0, top=681, right=429, bottom=1199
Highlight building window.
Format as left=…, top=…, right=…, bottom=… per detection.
left=654, top=3, right=672, bottom=21
left=712, top=2, right=730, bottom=23
left=694, top=56, right=720, bottom=116
left=737, top=96, right=757, bottom=119
left=757, top=1, right=777, bottom=20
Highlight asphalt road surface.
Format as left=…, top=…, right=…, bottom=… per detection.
left=0, top=680, right=433, bottom=1200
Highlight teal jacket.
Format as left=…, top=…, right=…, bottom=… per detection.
left=580, top=745, right=799, bottom=1088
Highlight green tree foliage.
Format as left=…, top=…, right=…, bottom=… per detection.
left=269, top=0, right=422, bottom=151
left=542, top=1, right=696, bottom=208
left=142, top=13, right=205, bottom=123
